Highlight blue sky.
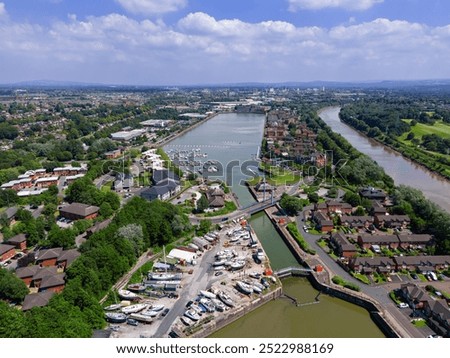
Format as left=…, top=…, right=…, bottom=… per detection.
left=0, top=0, right=450, bottom=85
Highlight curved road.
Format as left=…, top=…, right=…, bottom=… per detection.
left=296, top=206, right=435, bottom=338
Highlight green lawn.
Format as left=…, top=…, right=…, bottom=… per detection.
left=400, top=120, right=450, bottom=141
left=352, top=272, right=371, bottom=285
left=128, top=261, right=154, bottom=284
left=411, top=319, right=427, bottom=328
left=101, top=181, right=113, bottom=192
left=203, top=201, right=237, bottom=217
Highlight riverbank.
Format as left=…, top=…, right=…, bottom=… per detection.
left=318, top=106, right=450, bottom=213
left=152, top=112, right=219, bottom=148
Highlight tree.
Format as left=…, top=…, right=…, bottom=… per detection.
left=117, top=224, right=145, bottom=257
left=406, top=132, right=415, bottom=141
left=46, top=225, right=76, bottom=249
left=343, top=191, right=361, bottom=207
left=354, top=206, right=366, bottom=216
left=0, top=268, right=29, bottom=303
left=0, top=301, right=29, bottom=338
left=196, top=219, right=212, bottom=236
left=99, top=202, right=113, bottom=218
left=196, top=194, right=209, bottom=213
left=307, top=192, right=319, bottom=204
left=280, top=194, right=304, bottom=216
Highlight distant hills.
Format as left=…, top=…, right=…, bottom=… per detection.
left=3, top=78, right=450, bottom=90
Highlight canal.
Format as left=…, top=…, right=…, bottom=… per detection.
left=210, top=212, right=385, bottom=338
left=319, top=107, right=450, bottom=213
left=167, top=111, right=385, bottom=337
left=164, top=113, right=265, bottom=208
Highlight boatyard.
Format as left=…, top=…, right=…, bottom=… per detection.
left=105, top=221, right=282, bottom=338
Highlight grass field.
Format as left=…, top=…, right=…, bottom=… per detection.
left=400, top=120, right=450, bottom=141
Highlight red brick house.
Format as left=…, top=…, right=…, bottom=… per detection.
left=57, top=249, right=81, bottom=269
left=0, top=244, right=15, bottom=262
left=397, top=234, right=433, bottom=250
left=357, top=234, right=400, bottom=250
left=59, top=203, right=99, bottom=221
left=312, top=211, right=334, bottom=233
left=105, top=149, right=122, bottom=159
left=374, top=214, right=411, bottom=229
left=394, top=255, right=450, bottom=272
left=32, top=266, right=58, bottom=288
left=34, top=176, right=59, bottom=188
left=326, top=201, right=353, bottom=214
left=340, top=216, right=374, bottom=229
left=329, top=233, right=358, bottom=258
left=15, top=265, right=41, bottom=286
left=39, top=273, right=66, bottom=293
left=35, top=248, right=63, bottom=267
left=7, top=233, right=27, bottom=250
left=349, top=256, right=395, bottom=275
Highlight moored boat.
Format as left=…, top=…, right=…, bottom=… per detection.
left=236, top=281, right=253, bottom=295
left=104, top=303, right=122, bottom=311
left=127, top=283, right=146, bottom=292
left=105, top=312, right=127, bottom=323
left=118, top=289, right=138, bottom=300
left=200, top=290, right=216, bottom=299
left=121, top=303, right=147, bottom=314
left=218, top=291, right=235, bottom=307
left=129, top=313, right=153, bottom=323
left=184, top=310, right=200, bottom=322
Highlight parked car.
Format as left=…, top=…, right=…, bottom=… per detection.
left=397, top=302, right=409, bottom=309
left=126, top=318, right=138, bottom=326
left=162, top=308, right=170, bottom=317
left=215, top=271, right=224, bottom=277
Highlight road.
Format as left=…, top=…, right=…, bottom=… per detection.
left=296, top=206, right=436, bottom=338
left=153, top=244, right=222, bottom=337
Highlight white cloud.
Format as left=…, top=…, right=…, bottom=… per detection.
left=0, top=2, right=7, bottom=17
left=0, top=12, right=449, bottom=84
left=115, top=0, right=187, bottom=15
left=288, top=0, right=383, bottom=11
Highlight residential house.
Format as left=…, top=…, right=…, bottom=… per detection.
left=325, top=201, right=353, bottom=214
left=397, top=234, right=433, bottom=250
left=113, top=173, right=134, bottom=192
left=59, top=203, right=100, bottom=221
left=56, top=249, right=81, bottom=269
left=2, top=206, right=18, bottom=225
left=15, top=265, right=41, bottom=286
left=374, top=214, right=411, bottom=229
left=0, top=243, right=15, bottom=262
left=340, top=216, right=374, bottom=229
left=104, top=149, right=122, bottom=159
left=314, top=201, right=352, bottom=215
left=22, top=291, right=55, bottom=311
left=359, top=187, right=387, bottom=201
left=32, top=266, right=58, bottom=289
left=349, top=256, right=395, bottom=275
left=34, top=176, right=59, bottom=188
left=423, top=299, right=450, bottom=337
left=35, top=248, right=63, bottom=267
left=394, top=255, right=450, bottom=273
left=86, top=218, right=112, bottom=238
left=152, top=169, right=179, bottom=185
left=39, top=273, right=66, bottom=293
left=206, top=187, right=225, bottom=208
left=53, top=166, right=87, bottom=176
left=329, top=232, right=358, bottom=258
left=140, top=178, right=181, bottom=201
left=371, top=201, right=387, bottom=216
left=400, top=283, right=430, bottom=309
left=7, top=233, right=27, bottom=250
left=357, top=234, right=400, bottom=250
left=312, top=211, right=334, bottom=233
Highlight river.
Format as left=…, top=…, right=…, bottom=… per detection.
left=319, top=107, right=450, bottom=213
